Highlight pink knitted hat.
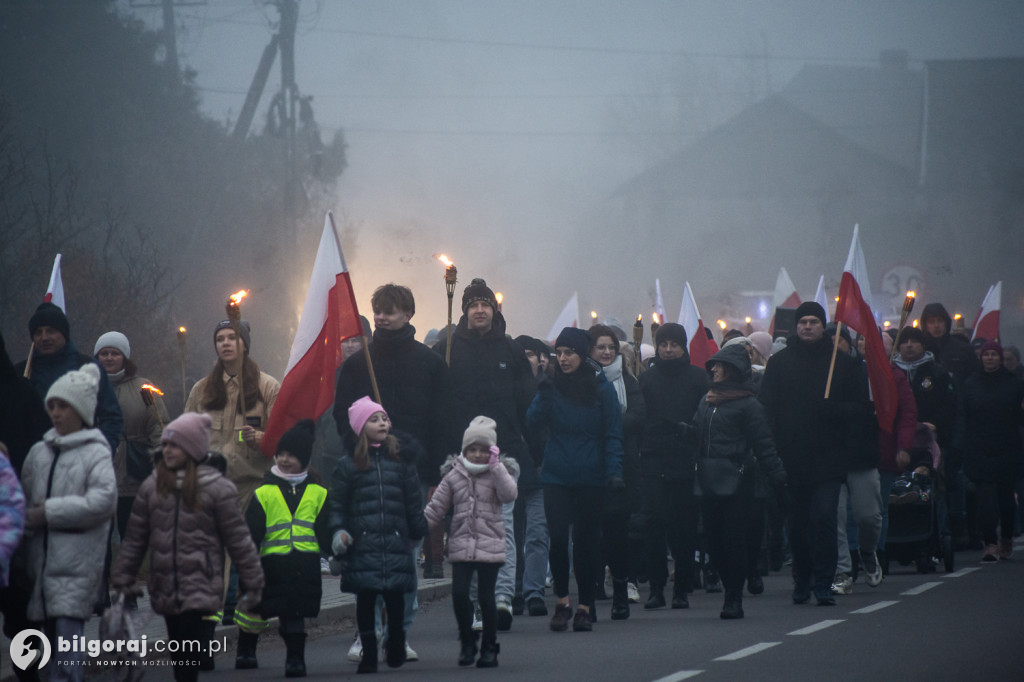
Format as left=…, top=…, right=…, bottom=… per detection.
left=348, top=396, right=388, bottom=437
left=162, top=412, right=212, bottom=462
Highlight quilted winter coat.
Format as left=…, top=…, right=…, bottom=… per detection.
left=111, top=460, right=264, bottom=615
left=21, top=427, right=117, bottom=621
left=424, top=454, right=518, bottom=563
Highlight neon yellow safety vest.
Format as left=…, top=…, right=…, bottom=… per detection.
left=254, top=483, right=327, bottom=556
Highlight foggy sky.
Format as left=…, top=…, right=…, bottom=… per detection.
left=125, top=0, right=1023, bottom=342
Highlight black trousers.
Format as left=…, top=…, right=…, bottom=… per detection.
left=451, top=562, right=500, bottom=646
left=975, top=478, right=1016, bottom=545
left=356, top=589, right=404, bottom=642
left=787, top=479, right=842, bottom=595
left=640, top=475, right=698, bottom=593
left=544, top=485, right=604, bottom=607
left=701, top=487, right=755, bottom=593
left=164, top=610, right=208, bottom=682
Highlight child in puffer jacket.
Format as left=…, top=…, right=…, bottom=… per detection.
left=424, top=416, right=518, bottom=669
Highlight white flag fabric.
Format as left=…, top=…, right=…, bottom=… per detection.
left=546, top=291, right=579, bottom=343
left=814, top=275, right=829, bottom=323
left=677, top=282, right=718, bottom=369
left=972, top=281, right=1001, bottom=342
left=769, top=266, right=801, bottom=334
left=654, top=278, right=666, bottom=323
left=45, top=254, right=65, bottom=312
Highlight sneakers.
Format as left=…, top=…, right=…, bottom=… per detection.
left=496, top=598, right=513, bottom=631
left=472, top=604, right=483, bottom=631
left=320, top=557, right=332, bottom=575
left=831, top=572, right=853, bottom=595
left=527, top=597, right=548, bottom=616
left=347, top=632, right=363, bottom=662
left=404, top=642, right=418, bottom=662
left=861, top=551, right=883, bottom=587
left=571, top=608, right=592, bottom=632
left=626, top=582, right=640, bottom=603
left=549, top=603, right=573, bottom=632
left=999, top=538, right=1014, bottom=560
left=982, top=544, right=999, bottom=562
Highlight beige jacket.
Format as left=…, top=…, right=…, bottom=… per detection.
left=112, top=374, right=168, bottom=497
left=185, top=369, right=280, bottom=511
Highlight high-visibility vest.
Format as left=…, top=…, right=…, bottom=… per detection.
left=254, top=483, right=327, bottom=556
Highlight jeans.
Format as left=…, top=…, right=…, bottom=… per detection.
left=836, top=468, right=882, bottom=573
left=46, top=618, right=85, bottom=682
left=495, top=501, right=516, bottom=602
left=788, top=479, right=842, bottom=596
left=517, top=488, right=549, bottom=601
left=877, top=470, right=898, bottom=548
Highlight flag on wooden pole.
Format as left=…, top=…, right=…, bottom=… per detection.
left=45, top=254, right=65, bottom=312
left=971, top=282, right=1001, bottom=342
left=678, top=282, right=718, bottom=369
left=261, top=213, right=363, bottom=456
left=768, top=267, right=801, bottom=335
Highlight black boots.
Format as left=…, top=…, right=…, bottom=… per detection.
left=458, top=636, right=478, bottom=667
left=610, top=579, right=630, bottom=620
left=357, top=633, right=377, bottom=674
left=644, top=585, right=666, bottom=610
left=384, top=627, right=406, bottom=668
left=671, top=583, right=690, bottom=609
left=284, top=633, right=307, bottom=677
left=234, top=631, right=259, bottom=670
left=720, top=589, right=744, bottom=619
left=477, top=641, right=499, bottom=668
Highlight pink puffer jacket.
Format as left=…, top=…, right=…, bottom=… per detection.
left=424, top=454, right=518, bottom=563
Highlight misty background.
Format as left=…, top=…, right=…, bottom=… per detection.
left=1, top=1, right=1021, bottom=411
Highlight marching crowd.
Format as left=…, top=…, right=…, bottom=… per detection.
left=1, top=279, right=1023, bottom=681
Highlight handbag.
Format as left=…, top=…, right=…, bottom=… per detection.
left=125, top=439, right=154, bottom=481
left=694, top=458, right=744, bottom=497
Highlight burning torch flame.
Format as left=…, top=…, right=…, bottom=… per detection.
left=636, top=314, right=643, bottom=323
left=178, top=326, right=186, bottom=334
left=744, top=316, right=752, bottom=324
left=141, top=383, right=165, bottom=396
left=912, top=319, right=920, bottom=328
left=906, top=291, right=916, bottom=299
left=954, top=314, right=962, bottom=321
left=229, top=290, right=248, bottom=306
left=591, top=310, right=598, bottom=320
left=495, top=292, right=503, bottom=305
left=436, top=254, right=453, bottom=268
left=717, top=320, right=727, bottom=330
left=652, top=312, right=660, bottom=324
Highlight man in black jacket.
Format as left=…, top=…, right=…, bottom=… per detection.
left=636, top=323, right=709, bottom=610
left=333, top=284, right=451, bottom=660
left=435, top=278, right=535, bottom=631
left=760, top=302, right=860, bottom=606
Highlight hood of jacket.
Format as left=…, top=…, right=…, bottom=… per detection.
left=43, top=425, right=110, bottom=452
left=705, top=343, right=753, bottom=383
left=920, top=303, right=952, bottom=336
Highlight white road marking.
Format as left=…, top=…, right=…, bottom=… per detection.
left=850, top=600, right=899, bottom=614
left=787, top=619, right=845, bottom=635
left=901, top=581, right=943, bottom=595
left=650, top=671, right=705, bottom=682
left=714, top=642, right=782, bottom=661
left=943, top=567, right=982, bottom=578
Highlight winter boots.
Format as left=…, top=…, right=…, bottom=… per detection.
left=720, top=589, right=744, bottom=619
left=671, top=582, right=690, bottom=609
left=284, top=633, right=307, bottom=677
left=477, top=641, right=500, bottom=668
left=234, top=631, right=259, bottom=670
left=458, top=635, right=479, bottom=667
left=384, top=626, right=407, bottom=668
left=357, top=633, right=377, bottom=674
left=610, top=579, right=630, bottom=620
left=644, top=585, right=666, bottom=610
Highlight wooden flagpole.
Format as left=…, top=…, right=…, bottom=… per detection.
left=824, top=321, right=842, bottom=399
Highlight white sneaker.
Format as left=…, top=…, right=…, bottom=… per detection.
left=830, top=572, right=853, bottom=595
left=404, top=642, right=418, bottom=662
left=320, top=557, right=331, bottom=575
left=862, top=552, right=883, bottom=587
left=627, top=582, right=640, bottom=604
left=472, top=604, right=483, bottom=632
left=347, top=633, right=363, bottom=662
left=497, top=598, right=513, bottom=631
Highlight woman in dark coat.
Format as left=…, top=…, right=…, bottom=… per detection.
left=526, top=327, right=623, bottom=633
left=958, top=340, right=1024, bottom=561
left=693, top=344, right=786, bottom=619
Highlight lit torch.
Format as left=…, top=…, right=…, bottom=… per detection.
left=226, top=289, right=248, bottom=413
left=495, top=292, right=503, bottom=313
left=139, top=383, right=166, bottom=429
left=889, top=291, right=916, bottom=360
left=633, top=314, right=644, bottom=373
left=177, top=326, right=187, bottom=411
left=436, top=255, right=457, bottom=366
left=650, top=312, right=660, bottom=342
left=953, top=313, right=965, bottom=333
left=590, top=310, right=598, bottom=324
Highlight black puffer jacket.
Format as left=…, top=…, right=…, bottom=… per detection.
left=0, top=331, right=49, bottom=474
left=957, top=367, right=1024, bottom=482
left=637, top=354, right=710, bottom=479
left=245, top=471, right=332, bottom=618
left=693, top=345, right=786, bottom=496
left=334, top=324, right=452, bottom=485
left=327, top=433, right=427, bottom=594
left=434, top=312, right=537, bottom=487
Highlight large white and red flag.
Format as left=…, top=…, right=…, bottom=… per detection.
left=813, top=275, right=829, bottom=323
left=45, top=254, right=65, bottom=311
left=546, top=291, right=579, bottom=344
left=678, top=281, right=718, bottom=369
left=834, top=225, right=897, bottom=432
left=768, top=267, right=801, bottom=335
left=261, top=213, right=363, bottom=456
left=971, top=282, right=1001, bottom=342
left=654, top=278, right=666, bottom=324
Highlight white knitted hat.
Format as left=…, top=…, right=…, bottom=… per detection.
left=46, top=363, right=101, bottom=426
left=94, top=331, right=131, bottom=359
left=462, top=415, right=497, bottom=450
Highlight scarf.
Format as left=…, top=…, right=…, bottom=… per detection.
left=271, top=465, right=309, bottom=485
left=893, top=351, right=935, bottom=382
left=705, top=382, right=755, bottom=406
left=601, top=355, right=628, bottom=415
left=459, top=454, right=489, bottom=476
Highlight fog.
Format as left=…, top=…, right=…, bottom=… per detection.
left=126, top=0, right=1024, bottom=350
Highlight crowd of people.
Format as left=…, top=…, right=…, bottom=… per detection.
left=1, top=281, right=1022, bottom=681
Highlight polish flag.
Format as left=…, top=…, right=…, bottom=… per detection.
left=654, top=278, right=666, bottom=324
left=44, top=254, right=65, bottom=312
left=971, top=282, right=1001, bottom=342
left=768, top=267, right=801, bottom=335
left=834, top=225, right=897, bottom=432
left=261, top=213, right=363, bottom=456
left=813, top=275, right=829, bottom=323
left=546, top=291, right=579, bottom=344
left=677, top=282, right=718, bottom=368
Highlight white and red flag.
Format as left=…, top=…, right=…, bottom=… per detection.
left=261, top=213, right=363, bottom=456
left=834, top=225, right=897, bottom=432
left=45, top=254, right=65, bottom=311
left=654, top=278, right=666, bottom=324
left=546, top=291, right=579, bottom=344
left=971, top=282, right=1001, bottom=342
left=813, top=275, right=829, bottom=323
left=677, top=281, right=718, bottom=369
left=768, top=267, right=801, bottom=335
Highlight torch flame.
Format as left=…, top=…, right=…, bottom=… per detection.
left=229, top=290, right=248, bottom=306
left=652, top=312, right=660, bottom=324
left=912, top=319, right=920, bottom=328
left=495, top=292, right=503, bottom=305
left=744, top=316, right=752, bottom=324
left=591, top=310, right=598, bottom=320
left=178, top=326, right=186, bottom=334
left=636, top=314, right=643, bottom=323
left=954, top=313, right=962, bottom=321
left=906, top=291, right=916, bottom=299
left=436, top=254, right=453, bottom=268
left=140, top=383, right=165, bottom=396
left=717, top=319, right=727, bottom=330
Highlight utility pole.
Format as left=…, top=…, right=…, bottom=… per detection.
left=277, top=0, right=300, bottom=244
left=161, top=0, right=180, bottom=79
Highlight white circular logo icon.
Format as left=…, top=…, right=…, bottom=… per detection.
left=10, top=629, right=51, bottom=671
